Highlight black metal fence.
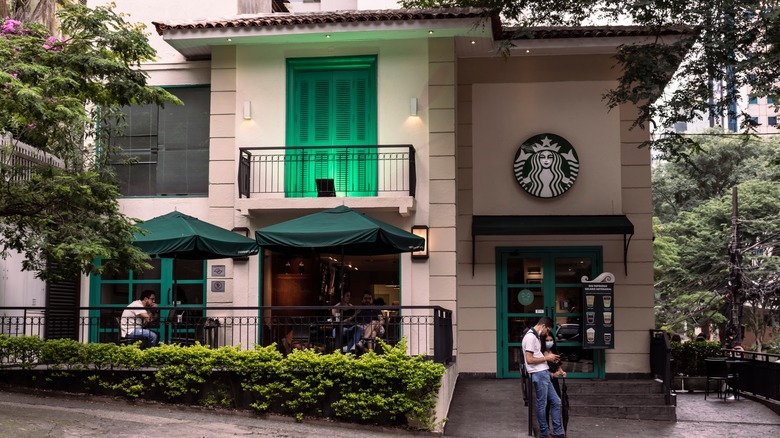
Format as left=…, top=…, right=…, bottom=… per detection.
left=649, top=329, right=674, bottom=405
left=238, top=145, right=417, bottom=198
left=722, top=348, right=780, bottom=403
left=0, top=305, right=453, bottom=363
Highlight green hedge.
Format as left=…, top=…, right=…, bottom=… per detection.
left=670, top=341, right=723, bottom=376
left=0, top=335, right=444, bottom=429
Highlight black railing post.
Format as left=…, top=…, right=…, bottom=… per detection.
left=238, top=149, right=250, bottom=198
left=649, top=329, right=672, bottom=405
left=408, top=145, right=417, bottom=197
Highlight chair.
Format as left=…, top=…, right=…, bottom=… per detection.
left=114, top=316, right=132, bottom=346
left=315, top=178, right=336, bottom=197
left=705, top=358, right=738, bottom=400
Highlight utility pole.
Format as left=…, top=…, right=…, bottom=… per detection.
left=725, top=186, right=743, bottom=348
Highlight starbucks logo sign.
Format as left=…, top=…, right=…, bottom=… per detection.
left=513, top=133, right=579, bottom=198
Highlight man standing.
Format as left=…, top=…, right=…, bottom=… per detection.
left=120, top=290, right=159, bottom=349
left=523, top=316, right=565, bottom=438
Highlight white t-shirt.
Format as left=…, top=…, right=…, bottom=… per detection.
left=120, top=300, right=149, bottom=337
left=522, top=328, right=549, bottom=374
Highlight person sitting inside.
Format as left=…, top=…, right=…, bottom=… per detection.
left=120, top=290, right=159, bottom=349
left=351, top=291, right=383, bottom=353
left=331, top=290, right=356, bottom=352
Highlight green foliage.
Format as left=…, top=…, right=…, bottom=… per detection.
left=0, top=336, right=445, bottom=429
left=670, top=341, right=723, bottom=376
left=653, top=135, right=780, bottom=340
left=0, top=4, right=178, bottom=281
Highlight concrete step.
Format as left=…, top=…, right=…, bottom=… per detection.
left=569, top=404, right=677, bottom=421
left=565, top=379, right=665, bottom=395
left=568, top=393, right=669, bottom=406
left=562, top=379, right=676, bottom=421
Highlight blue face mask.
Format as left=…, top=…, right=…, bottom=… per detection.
left=545, top=341, right=554, bottom=349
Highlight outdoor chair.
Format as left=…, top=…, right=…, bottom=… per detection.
left=704, top=358, right=738, bottom=400
left=114, top=316, right=134, bottom=346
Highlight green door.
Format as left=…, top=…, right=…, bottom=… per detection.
left=285, top=56, right=377, bottom=197
left=89, top=258, right=206, bottom=343
left=496, top=247, right=605, bottom=379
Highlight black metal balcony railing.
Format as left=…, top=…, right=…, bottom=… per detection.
left=238, top=145, right=416, bottom=198
left=0, top=306, right=453, bottom=364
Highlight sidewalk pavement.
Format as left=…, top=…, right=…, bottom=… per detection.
left=0, top=381, right=779, bottom=438
left=443, top=378, right=780, bottom=438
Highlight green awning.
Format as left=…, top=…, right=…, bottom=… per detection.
left=471, top=215, right=634, bottom=275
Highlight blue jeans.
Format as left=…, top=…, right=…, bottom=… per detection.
left=531, top=370, right=563, bottom=436
left=126, top=328, right=158, bottom=349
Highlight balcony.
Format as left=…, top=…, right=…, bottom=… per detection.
left=237, top=145, right=417, bottom=216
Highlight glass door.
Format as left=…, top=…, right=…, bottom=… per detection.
left=496, top=247, right=603, bottom=378
left=89, top=258, right=206, bottom=343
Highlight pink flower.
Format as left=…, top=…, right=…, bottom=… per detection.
left=26, top=123, right=36, bottom=129
left=2, top=19, right=22, bottom=34
left=42, top=36, right=63, bottom=51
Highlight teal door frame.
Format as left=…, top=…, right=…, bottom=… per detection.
left=496, top=246, right=605, bottom=379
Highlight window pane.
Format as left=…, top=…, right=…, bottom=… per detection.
left=100, top=283, right=129, bottom=305
left=506, top=257, right=542, bottom=284
left=132, top=285, right=160, bottom=302
left=554, top=257, right=592, bottom=283
left=110, top=87, right=209, bottom=196
left=157, top=87, right=209, bottom=195
left=508, top=287, right=544, bottom=313
left=133, top=259, right=162, bottom=280
left=175, top=259, right=204, bottom=280
left=172, top=284, right=204, bottom=305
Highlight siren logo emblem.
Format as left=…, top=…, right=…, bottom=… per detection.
left=513, top=133, right=579, bottom=198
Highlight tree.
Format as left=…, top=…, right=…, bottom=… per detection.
left=0, top=4, right=177, bottom=281
left=401, top=1, right=780, bottom=160
left=655, top=180, right=780, bottom=349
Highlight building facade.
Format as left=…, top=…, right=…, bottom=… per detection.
left=73, top=0, right=677, bottom=385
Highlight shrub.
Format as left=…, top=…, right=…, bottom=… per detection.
left=670, top=340, right=723, bottom=376
left=0, top=335, right=445, bottom=429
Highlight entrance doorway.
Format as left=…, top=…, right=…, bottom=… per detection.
left=496, top=247, right=604, bottom=379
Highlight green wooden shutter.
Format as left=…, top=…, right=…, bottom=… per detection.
left=285, top=57, right=377, bottom=197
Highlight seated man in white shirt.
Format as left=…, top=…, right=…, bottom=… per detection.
left=119, top=290, right=159, bottom=349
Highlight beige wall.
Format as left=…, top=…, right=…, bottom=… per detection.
left=456, top=54, right=654, bottom=375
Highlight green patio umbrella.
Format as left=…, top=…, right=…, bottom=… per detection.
left=133, top=211, right=259, bottom=260
left=133, top=211, right=259, bottom=308
left=254, top=206, right=424, bottom=255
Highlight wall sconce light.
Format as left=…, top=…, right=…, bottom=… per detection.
left=231, top=226, right=250, bottom=261
left=411, top=225, right=429, bottom=260
left=243, top=101, right=252, bottom=120
left=410, top=97, right=418, bottom=117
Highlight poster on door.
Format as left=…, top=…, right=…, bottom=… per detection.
left=582, top=276, right=614, bottom=349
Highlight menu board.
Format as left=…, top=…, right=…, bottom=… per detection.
left=582, top=282, right=614, bottom=349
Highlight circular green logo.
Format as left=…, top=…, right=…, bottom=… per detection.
left=513, top=133, right=579, bottom=198
left=518, top=289, right=534, bottom=306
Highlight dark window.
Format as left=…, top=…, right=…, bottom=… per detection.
left=750, top=117, right=759, bottom=126
left=769, top=117, right=778, bottom=126
left=111, top=87, right=210, bottom=196
left=748, top=96, right=758, bottom=104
